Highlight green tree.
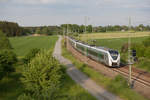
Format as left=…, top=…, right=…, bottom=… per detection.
left=24, top=48, right=41, bottom=64
left=87, top=25, right=92, bottom=33
left=20, top=50, right=63, bottom=100
left=0, top=30, right=12, bottom=50
left=0, top=50, right=17, bottom=80
left=41, top=26, right=49, bottom=34
left=35, top=28, right=41, bottom=34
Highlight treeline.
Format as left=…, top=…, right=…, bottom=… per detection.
left=1, top=21, right=150, bottom=37
left=61, top=24, right=150, bottom=34
left=0, top=21, right=62, bottom=36
left=0, top=21, right=26, bottom=36
left=24, top=26, right=62, bottom=35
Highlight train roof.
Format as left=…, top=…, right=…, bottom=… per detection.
left=96, top=46, right=110, bottom=51
left=69, top=37, right=118, bottom=53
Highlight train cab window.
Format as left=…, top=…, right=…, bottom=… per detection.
left=109, top=50, right=118, bottom=60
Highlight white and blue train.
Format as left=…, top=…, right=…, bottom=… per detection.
left=68, top=37, right=120, bottom=67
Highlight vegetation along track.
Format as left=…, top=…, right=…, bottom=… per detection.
left=113, top=66, right=150, bottom=87
left=66, top=37, right=150, bottom=99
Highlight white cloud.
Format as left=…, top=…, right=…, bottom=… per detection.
left=12, top=0, right=71, bottom=5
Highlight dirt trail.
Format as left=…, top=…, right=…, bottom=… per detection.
left=53, top=36, right=122, bottom=100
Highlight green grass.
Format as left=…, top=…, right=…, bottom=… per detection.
left=0, top=35, right=95, bottom=100
left=79, top=31, right=150, bottom=40
left=89, top=36, right=149, bottom=52
left=58, top=69, right=96, bottom=100
left=62, top=38, right=149, bottom=100
left=9, top=36, right=58, bottom=57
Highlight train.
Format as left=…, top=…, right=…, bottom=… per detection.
left=68, top=37, right=120, bottom=67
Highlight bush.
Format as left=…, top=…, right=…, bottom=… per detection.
left=143, top=37, right=150, bottom=47
left=108, top=75, right=129, bottom=94
left=132, top=43, right=145, bottom=58
left=0, top=30, right=12, bottom=50
left=20, top=50, right=63, bottom=100
left=17, top=94, right=34, bottom=100
left=0, top=50, right=17, bottom=79
left=24, top=48, right=41, bottom=63
left=144, top=47, right=150, bottom=59
left=137, top=58, right=150, bottom=72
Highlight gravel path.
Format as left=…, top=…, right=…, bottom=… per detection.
left=53, top=36, right=122, bottom=100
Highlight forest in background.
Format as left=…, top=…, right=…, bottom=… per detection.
left=0, top=21, right=150, bottom=37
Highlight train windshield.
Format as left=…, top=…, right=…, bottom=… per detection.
left=109, top=50, right=118, bottom=60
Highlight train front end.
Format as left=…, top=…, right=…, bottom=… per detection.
left=108, top=50, right=120, bottom=67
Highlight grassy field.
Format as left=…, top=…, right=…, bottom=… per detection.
left=88, top=36, right=149, bottom=52
left=0, top=35, right=95, bottom=100
left=9, top=36, right=58, bottom=57
left=62, top=38, right=149, bottom=100
left=79, top=31, right=150, bottom=41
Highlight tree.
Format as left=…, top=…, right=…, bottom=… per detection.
left=20, top=50, right=63, bottom=99
left=87, top=25, right=92, bottom=33
left=0, top=50, right=17, bottom=80
left=0, top=30, right=12, bottom=50
left=0, top=21, right=24, bottom=36
left=24, top=48, right=41, bottom=64
left=41, top=26, right=49, bottom=34
left=35, top=28, right=41, bottom=34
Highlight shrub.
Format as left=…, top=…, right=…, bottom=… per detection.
left=143, top=37, right=150, bottom=47
left=108, top=75, right=129, bottom=94
left=131, top=43, right=145, bottom=58
left=144, top=47, right=150, bottom=59
left=20, top=50, right=63, bottom=100
left=17, top=94, right=34, bottom=100
left=24, top=48, right=41, bottom=63
left=0, top=30, right=12, bottom=50
left=0, top=50, right=17, bottom=79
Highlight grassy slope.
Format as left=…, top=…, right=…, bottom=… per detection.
left=0, top=36, right=95, bottom=100
left=0, top=36, right=58, bottom=100
left=58, top=71, right=96, bottom=100
left=62, top=38, right=149, bottom=100
left=9, top=36, right=58, bottom=57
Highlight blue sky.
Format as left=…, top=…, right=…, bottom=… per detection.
left=0, top=0, right=150, bottom=26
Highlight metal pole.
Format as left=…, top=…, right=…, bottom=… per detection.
left=67, top=23, right=69, bottom=49
left=128, top=17, right=132, bottom=86
left=85, top=16, right=87, bottom=33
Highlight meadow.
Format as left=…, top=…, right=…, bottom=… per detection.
left=88, top=36, right=149, bottom=52
left=0, top=36, right=95, bottom=100
left=79, top=31, right=150, bottom=41
left=9, top=36, right=58, bottom=57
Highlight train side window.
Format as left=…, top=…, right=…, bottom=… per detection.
left=88, top=49, right=98, bottom=57
left=99, top=53, right=104, bottom=59
left=76, top=44, right=84, bottom=51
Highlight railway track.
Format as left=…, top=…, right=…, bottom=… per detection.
left=113, top=67, right=150, bottom=87
left=66, top=39, right=150, bottom=99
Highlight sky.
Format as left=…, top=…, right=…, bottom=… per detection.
left=0, top=0, right=150, bottom=26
